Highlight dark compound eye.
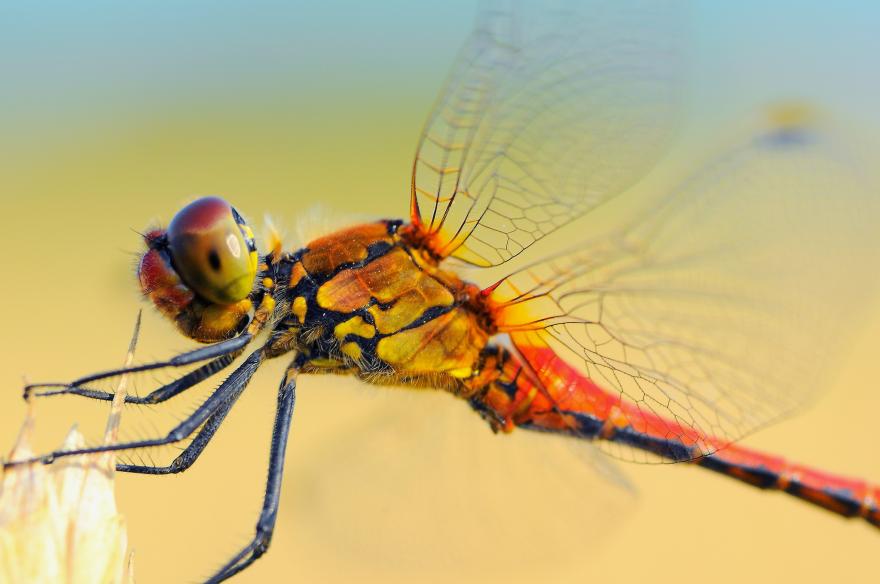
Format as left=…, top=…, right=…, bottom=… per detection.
left=166, top=196, right=258, bottom=305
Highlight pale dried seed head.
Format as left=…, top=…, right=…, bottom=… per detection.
left=0, top=313, right=141, bottom=584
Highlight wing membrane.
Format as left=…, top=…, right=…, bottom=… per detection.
left=410, top=0, right=684, bottom=266
left=489, top=114, right=880, bottom=461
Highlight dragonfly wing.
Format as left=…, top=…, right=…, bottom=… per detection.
left=410, top=0, right=684, bottom=266
left=489, top=111, right=880, bottom=461
left=295, top=390, right=636, bottom=577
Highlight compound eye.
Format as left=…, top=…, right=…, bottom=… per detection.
left=167, top=196, right=258, bottom=305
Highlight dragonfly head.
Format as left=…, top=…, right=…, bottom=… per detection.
left=137, top=196, right=260, bottom=342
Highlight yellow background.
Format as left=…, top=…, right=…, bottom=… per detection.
left=2, top=2, right=879, bottom=583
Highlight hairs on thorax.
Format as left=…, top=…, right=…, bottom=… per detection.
left=264, top=204, right=383, bottom=252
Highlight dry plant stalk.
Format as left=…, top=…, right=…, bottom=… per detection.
left=0, top=313, right=142, bottom=583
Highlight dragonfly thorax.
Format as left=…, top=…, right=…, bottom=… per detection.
left=265, top=221, right=493, bottom=384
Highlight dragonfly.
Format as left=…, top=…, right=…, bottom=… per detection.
left=4, top=2, right=880, bottom=582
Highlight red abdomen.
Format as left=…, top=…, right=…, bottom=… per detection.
left=469, top=345, right=880, bottom=527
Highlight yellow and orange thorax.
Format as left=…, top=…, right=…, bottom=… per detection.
left=266, top=221, right=495, bottom=391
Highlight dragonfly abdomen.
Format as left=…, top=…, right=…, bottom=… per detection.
left=469, top=345, right=880, bottom=528
left=697, top=445, right=880, bottom=526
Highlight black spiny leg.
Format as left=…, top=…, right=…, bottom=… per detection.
left=23, top=333, right=253, bottom=403
left=205, top=364, right=298, bottom=583
left=117, top=379, right=241, bottom=475
left=2, top=349, right=264, bottom=471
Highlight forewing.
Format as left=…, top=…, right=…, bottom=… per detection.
left=410, top=0, right=684, bottom=266
left=489, top=113, right=880, bottom=461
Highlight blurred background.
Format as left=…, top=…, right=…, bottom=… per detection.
left=2, top=1, right=880, bottom=582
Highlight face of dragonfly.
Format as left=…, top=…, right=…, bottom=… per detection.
left=137, top=196, right=260, bottom=343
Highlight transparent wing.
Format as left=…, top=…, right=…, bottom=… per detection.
left=293, top=388, right=636, bottom=579
left=409, top=0, right=684, bottom=266
left=489, top=111, right=880, bottom=461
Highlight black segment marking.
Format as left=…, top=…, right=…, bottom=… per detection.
left=698, top=456, right=778, bottom=488
left=520, top=410, right=696, bottom=461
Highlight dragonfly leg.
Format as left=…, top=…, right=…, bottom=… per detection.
left=204, top=364, right=297, bottom=583
left=30, top=354, right=239, bottom=407
left=22, top=333, right=253, bottom=402
left=116, top=376, right=241, bottom=475
left=2, top=349, right=264, bottom=471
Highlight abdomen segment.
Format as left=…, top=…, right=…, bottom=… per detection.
left=468, top=344, right=880, bottom=528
